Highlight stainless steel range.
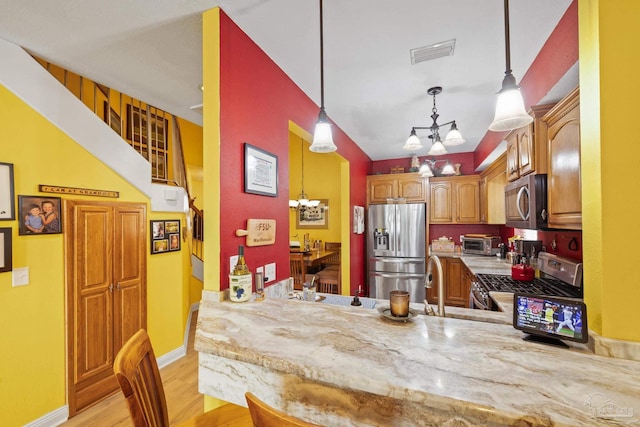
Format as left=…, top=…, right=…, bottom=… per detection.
left=470, top=252, right=583, bottom=310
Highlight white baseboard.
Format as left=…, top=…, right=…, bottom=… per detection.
left=23, top=405, right=68, bottom=427
left=29, top=306, right=199, bottom=425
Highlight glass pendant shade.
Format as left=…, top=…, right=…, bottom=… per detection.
left=403, top=129, right=423, bottom=151
left=443, top=122, right=465, bottom=146
left=419, top=161, right=434, bottom=177
left=428, top=138, right=447, bottom=156
left=489, top=79, right=532, bottom=131
left=310, top=109, right=337, bottom=153
left=441, top=162, right=456, bottom=175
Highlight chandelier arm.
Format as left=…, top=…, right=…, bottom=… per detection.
left=410, top=120, right=457, bottom=132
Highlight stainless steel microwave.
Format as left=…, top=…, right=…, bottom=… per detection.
left=504, top=174, right=548, bottom=229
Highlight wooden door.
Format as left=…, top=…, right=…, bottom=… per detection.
left=455, top=178, right=481, bottom=223
left=397, top=175, right=426, bottom=202
left=367, top=175, right=397, bottom=204
left=517, top=125, right=534, bottom=176
left=65, top=201, right=146, bottom=416
left=544, top=87, right=581, bottom=230
left=444, top=258, right=466, bottom=307
left=429, top=180, right=453, bottom=223
left=505, top=132, right=520, bottom=181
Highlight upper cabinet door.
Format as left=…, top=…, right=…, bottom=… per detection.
left=543, top=87, right=581, bottom=230
left=366, top=173, right=426, bottom=205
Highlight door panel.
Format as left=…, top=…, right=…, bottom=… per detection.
left=73, top=205, right=114, bottom=388
left=66, top=200, right=146, bottom=416
left=113, top=206, right=146, bottom=349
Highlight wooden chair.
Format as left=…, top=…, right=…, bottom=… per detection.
left=289, top=252, right=305, bottom=291
left=316, top=265, right=341, bottom=294
left=321, top=242, right=341, bottom=271
left=245, top=392, right=321, bottom=427
left=114, top=329, right=252, bottom=427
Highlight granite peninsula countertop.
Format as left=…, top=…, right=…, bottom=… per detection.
left=195, top=296, right=640, bottom=426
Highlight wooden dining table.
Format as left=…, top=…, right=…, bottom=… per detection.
left=290, top=249, right=338, bottom=272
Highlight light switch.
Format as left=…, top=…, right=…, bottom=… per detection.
left=12, top=267, right=29, bottom=287
left=265, top=263, right=276, bottom=283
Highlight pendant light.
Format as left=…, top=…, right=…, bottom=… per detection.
left=309, top=0, right=337, bottom=153
left=404, top=86, right=465, bottom=154
left=489, top=0, right=533, bottom=132
left=290, top=138, right=320, bottom=208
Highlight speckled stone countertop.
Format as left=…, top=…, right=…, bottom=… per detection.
left=195, top=295, right=640, bottom=426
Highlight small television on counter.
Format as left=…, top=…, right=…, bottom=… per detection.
left=513, top=293, right=588, bottom=347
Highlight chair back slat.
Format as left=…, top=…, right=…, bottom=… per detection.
left=114, top=329, right=170, bottom=427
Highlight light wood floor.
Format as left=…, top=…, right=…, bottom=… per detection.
left=62, top=310, right=206, bottom=426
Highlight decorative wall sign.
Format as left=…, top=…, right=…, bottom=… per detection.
left=38, top=185, right=119, bottom=198
left=18, top=195, right=62, bottom=235
left=244, top=143, right=278, bottom=197
left=150, top=219, right=181, bottom=254
left=235, top=219, right=276, bottom=246
left=0, top=162, right=15, bottom=220
left=0, top=227, right=11, bottom=273
left=296, top=199, right=328, bottom=229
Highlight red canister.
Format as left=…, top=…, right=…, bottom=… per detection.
left=511, top=264, right=535, bottom=281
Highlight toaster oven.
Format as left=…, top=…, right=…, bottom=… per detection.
left=461, top=236, right=502, bottom=256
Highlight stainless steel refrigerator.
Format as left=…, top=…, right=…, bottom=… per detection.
left=368, top=203, right=426, bottom=303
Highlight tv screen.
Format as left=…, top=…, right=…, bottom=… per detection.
left=513, top=293, right=588, bottom=345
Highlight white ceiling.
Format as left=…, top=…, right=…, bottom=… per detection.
left=0, top=0, right=574, bottom=161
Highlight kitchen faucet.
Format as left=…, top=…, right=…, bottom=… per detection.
left=424, top=255, right=445, bottom=317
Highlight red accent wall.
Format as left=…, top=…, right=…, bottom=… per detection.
left=372, top=152, right=476, bottom=176
left=474, top=0, right=579, bottom=168
left=218, top=12, right=371, bottom=294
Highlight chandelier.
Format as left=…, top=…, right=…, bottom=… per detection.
left=403, top=86, right=465, bottom=155
left=289, top=138, right=320, bottom=208
left=419, top=158, right=457, bottom=177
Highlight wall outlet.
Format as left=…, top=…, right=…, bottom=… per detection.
left=12, top=267, right=29, bottom=287
left=265, top=263, right=276, bottom=283
left=230, top=255, right=238, bottom=273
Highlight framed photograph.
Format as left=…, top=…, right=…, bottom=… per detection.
left=0, top=227, right=12, bottom=273
left=244, top=143, right=278, bottom=197
left=296, top=199, right=328, bottom=229
left=0, top=162, right=15, bottom=220
left=18, top=195, right=62, bottom=235
left=150, top=219, right=181, bottom=254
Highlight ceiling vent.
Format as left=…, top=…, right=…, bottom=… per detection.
left=410, top=39, right=456, bottom=65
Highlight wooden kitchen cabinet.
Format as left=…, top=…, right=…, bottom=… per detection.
left=505, top=104, right=555, bottom=182
left=429, top=175, right=481, bottom=224
left=480, top=153, right=506, bottom=224
left=426, top=257, right=470, bottom=308
left=366, top=172, right=427, bottom=204
left=542, top=86, right=581, bottom=230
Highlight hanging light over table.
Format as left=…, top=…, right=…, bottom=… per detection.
left=290, top=138, right=320, bottom=208
left=489, top=0, right=533, bottom=132
left=309, top=0, right=337, bottom=153
left=403, top=86, right=465, bottom=155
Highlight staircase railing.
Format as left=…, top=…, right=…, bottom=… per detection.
left=33, top=55, right=205, bottom=262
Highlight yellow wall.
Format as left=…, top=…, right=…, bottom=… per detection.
left=579, top=0, right=640, bottom=341
left=0, top=81, right=191, bottom=425
left=288, top=132, right=342, bottom=245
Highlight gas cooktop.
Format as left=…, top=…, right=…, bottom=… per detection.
left=475, top=273, right=583, bottom=299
